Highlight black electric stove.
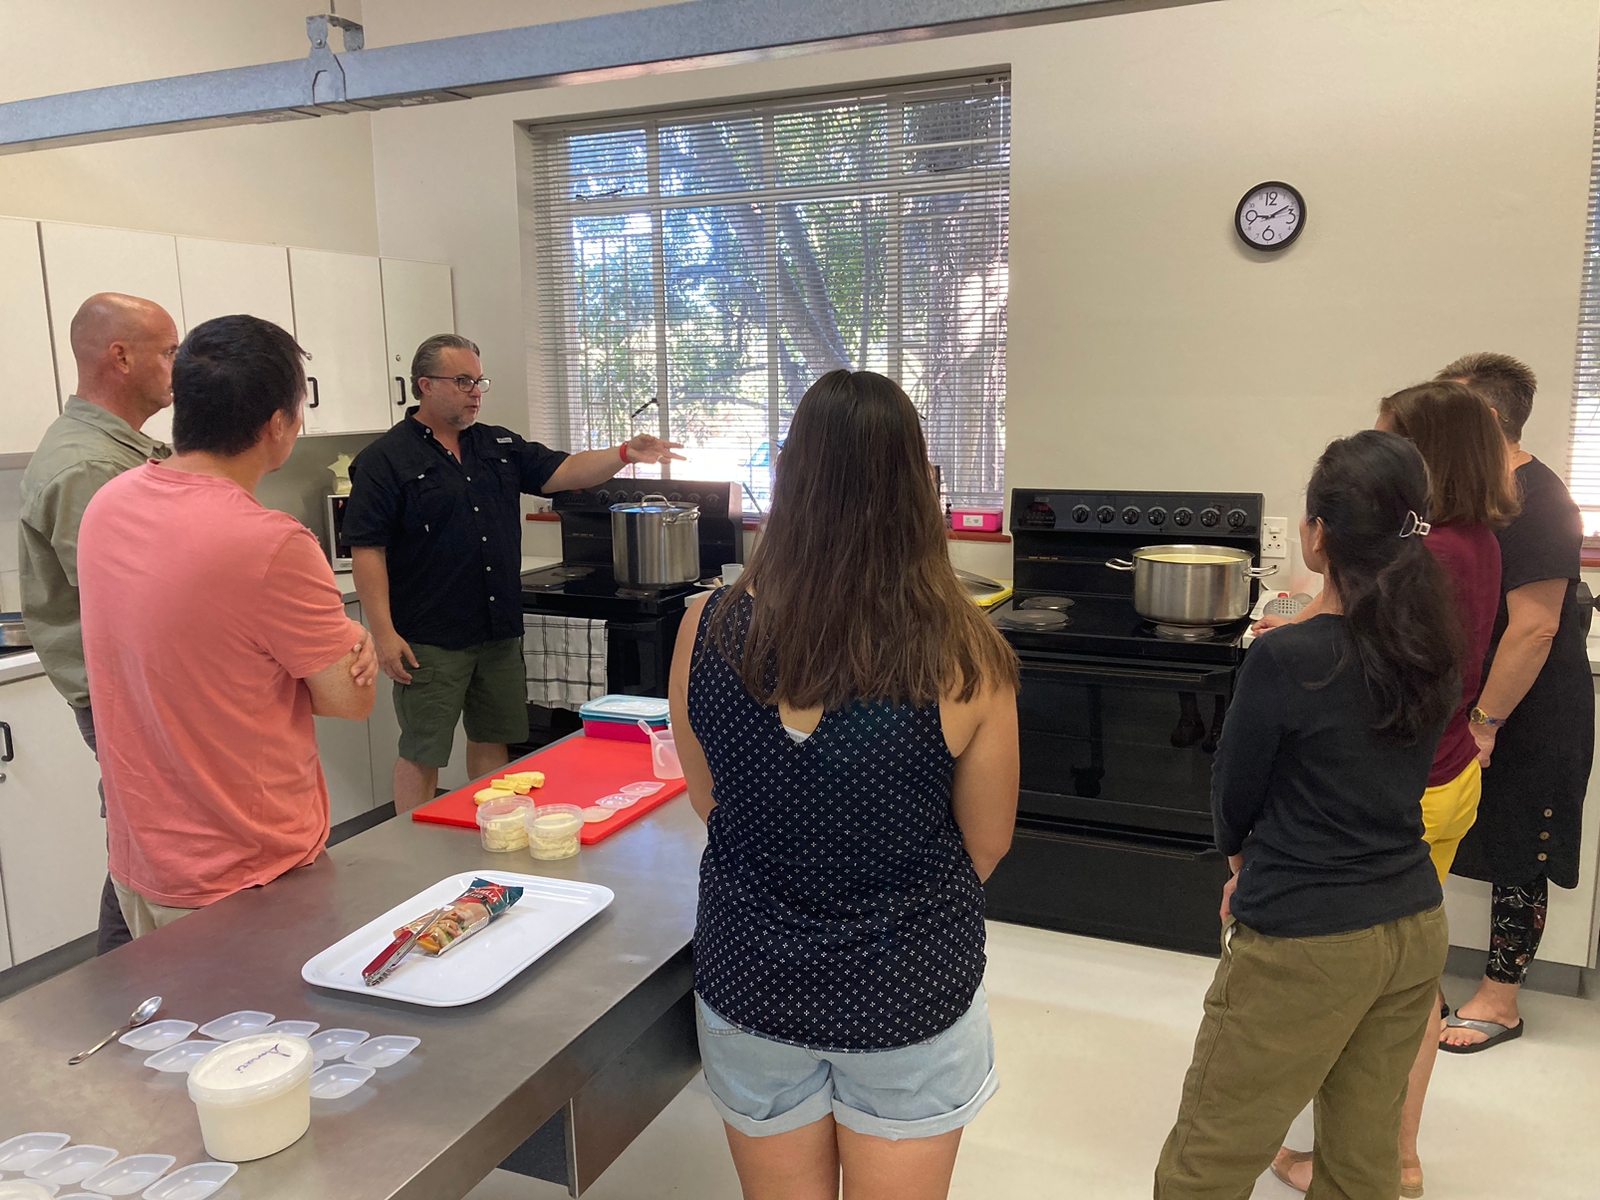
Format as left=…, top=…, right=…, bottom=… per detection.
left=521, top=479, right=744, bottom=697
left=982, top=487, right=1266, bottom=956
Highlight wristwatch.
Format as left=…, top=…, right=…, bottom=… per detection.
left=1469, top=706, right=1506, bottom=729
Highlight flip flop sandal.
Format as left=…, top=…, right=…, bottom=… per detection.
left=1439, top=1015, right=1524, bottom=1054
left=1400, top=1157, right=1425, bottom=1199
left=1269, top=1149, right=1313, bottom=1193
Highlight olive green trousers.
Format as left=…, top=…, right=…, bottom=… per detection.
left=1154, top=904, right=1448, bottom=1200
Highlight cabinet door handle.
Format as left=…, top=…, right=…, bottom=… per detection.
left=395, top=376, right=407, bottom=406
left=0, top=721, right=13, bottom=763
left=308, top=376, right=321, bottom=409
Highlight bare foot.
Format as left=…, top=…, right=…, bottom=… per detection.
left=1441, top=978, right=1523, bottom=1048
left=1271, top=1147, right=1312, bottom=1192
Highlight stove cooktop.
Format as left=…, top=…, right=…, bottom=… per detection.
left=990, top=592, right=1248, bottom=665
left=521, top=563, right=712, bottom=620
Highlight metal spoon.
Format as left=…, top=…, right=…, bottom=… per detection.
left=69, top=995, right=162, bottom=1065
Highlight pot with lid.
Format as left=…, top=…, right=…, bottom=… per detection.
left=611, top=493, right=701, bottom=586
left=1106, top=544, right=1277, bottom=627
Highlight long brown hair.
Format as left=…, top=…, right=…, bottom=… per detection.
left=1378, top=381, right=1520, bottom=528
left=704, top=369, right=1018, bottom=710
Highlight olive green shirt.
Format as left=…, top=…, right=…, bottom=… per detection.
left=19, top=397, right=170, bottom=708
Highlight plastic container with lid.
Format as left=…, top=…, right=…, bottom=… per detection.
left=477, top=798, right=531, bottom=852
left=579, top=695, right=669, bottom=742
left=186, top=1033, right=313, bottom=1162
left=526, top=804, right=584, bottom=860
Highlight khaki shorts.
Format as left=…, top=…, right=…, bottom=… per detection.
left=394, top=637, right=528, bottom=768
left=112, top=879, right=197, bottom=940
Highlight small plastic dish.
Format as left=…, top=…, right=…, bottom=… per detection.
left=307, top=1028, right=369, bottom=1061
left=308, top=1063, right=374, bottom=1100
left=139, top=1162, right=238, bottom=1200
left=119, top=1020, right=198, bottom=1052
left=0, top=1180, right=59, bottom=1199
left=619, top=781, right=665, bottom=797
left=594, top=793, right=637, bottom=810
left=0, top=1134, right=71, bottom=1174
left=25, top=1145, right=118, bottom=1186
left=260, top=1020, right=320, bottom=1039
left=343, top=1035, right=420, bottom=1070
left=143, top=1040, right=218, bottom=1073
left=80, top=1155, right=176, bottom=1197
left=196, top=1010, right=274, bottom=1041
left=581, top=806, right=611, bottom=823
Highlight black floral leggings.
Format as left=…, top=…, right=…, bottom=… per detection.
left=1486, top=877, right=1548, bottom=985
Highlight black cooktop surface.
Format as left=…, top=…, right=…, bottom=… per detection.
left=521, top=563, right=711, bottom=620
left=991, top=592, right=1248, bottom=666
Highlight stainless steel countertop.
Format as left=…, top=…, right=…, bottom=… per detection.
left=0, top=792, right=706, bottom=1199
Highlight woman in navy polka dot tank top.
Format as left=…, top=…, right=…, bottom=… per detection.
left=668, top=370, right=1020, bottom=1198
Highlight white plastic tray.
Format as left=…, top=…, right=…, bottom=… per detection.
left=301, top=871, right=614, bottom=1007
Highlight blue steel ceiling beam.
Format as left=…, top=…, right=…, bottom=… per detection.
left=0, top=0, right=1214, bottom=155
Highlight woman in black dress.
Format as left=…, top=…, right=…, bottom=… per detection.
left=1436, top=353, right=1594, bottom=1051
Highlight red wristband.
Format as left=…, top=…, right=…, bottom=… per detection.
left=619, top=443, right=629, bottom=465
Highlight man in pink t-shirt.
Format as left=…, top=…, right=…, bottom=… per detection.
left=80, top=315, right=377, bottom=936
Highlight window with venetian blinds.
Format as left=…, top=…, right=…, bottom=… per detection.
left=525, top=75, right=1010, bottom=510
left=1572, top=63, right=1600, bottom=537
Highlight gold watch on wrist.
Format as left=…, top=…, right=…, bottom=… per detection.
left=1469, top=706, right=1506, bottom=729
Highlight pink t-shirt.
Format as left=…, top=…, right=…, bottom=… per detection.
left=80, top=463, right=356, bottom=908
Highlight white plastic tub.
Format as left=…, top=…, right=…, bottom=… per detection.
left=186, top=1033, right=313, bottom=1162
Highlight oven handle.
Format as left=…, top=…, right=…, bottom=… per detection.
left=1020, top=660, right=1221, bottom=687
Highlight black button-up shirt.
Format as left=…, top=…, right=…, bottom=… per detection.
left=343, top=410, right=568, bottom=649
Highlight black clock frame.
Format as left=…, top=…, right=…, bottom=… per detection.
left=1235, top=181, right=1305, bottom=251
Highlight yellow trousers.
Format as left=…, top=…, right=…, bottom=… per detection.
left=1421, top=759, right=1481, bottom=885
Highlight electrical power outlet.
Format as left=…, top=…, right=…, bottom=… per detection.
left=1262, top=517, right=1289, bottom=559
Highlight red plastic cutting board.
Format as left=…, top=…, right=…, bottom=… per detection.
left=410, top=735, right=687, bottom=844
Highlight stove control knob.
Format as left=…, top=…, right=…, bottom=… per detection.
left=1226, top=507, right=1249, bottom=530
left=1147, top=506, right=1168, bottom=526
left=1200, top=506, right=1222, bottom=528
left=1095, top=504, right=1116, bottom=525
left=1071, top=504, right=1092, bottom=524
left=687, top=492, right=701, bottom=503
left=1173, top=507, right=1194, bottom=527
left=1121, top=506, right=1142, bottom=525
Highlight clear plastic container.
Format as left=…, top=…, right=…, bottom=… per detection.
left=138, top=1162, right=237, bottom=1200
left=80, top=1154, right=176, bottom=1197
left=186, top=1033, right=313, bottom=1162
left=476, top=798, right=531, bottom=852
left=0, top=1181, right=59, bottom=1200
left=526, top=804, right=584, bottom=860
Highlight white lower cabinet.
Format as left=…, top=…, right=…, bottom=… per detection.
left=0, top=675, right=107, bottom=964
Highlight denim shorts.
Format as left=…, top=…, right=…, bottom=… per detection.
left=695, top=985, right=999, bottom=1141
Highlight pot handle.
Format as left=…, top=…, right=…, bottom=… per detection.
left=1106, top=559, right=1136, bottom=571
left=1245, top=564, right=1280, bottom=578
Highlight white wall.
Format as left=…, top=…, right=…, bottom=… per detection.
left=366, top=0, right=1599, bottom=540
left=0, top=1, right=379, bottom=254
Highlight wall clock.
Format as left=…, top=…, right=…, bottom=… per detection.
left=1235, top=181, right=1305, bottom=251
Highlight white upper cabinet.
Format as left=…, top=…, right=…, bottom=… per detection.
left=289, top=248, right=392, bottom=436
left=39, top=222, right=186, bottom=446
left=176, top=238, right=296, bottom=335
left=380, top=258, right=455, bottom=419
left=0, top=218, right=63, bottom=457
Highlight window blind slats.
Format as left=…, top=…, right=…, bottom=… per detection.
left=1569, top=56, right=1600, bottom=535
left=530, top=75, right=1010, bottom=509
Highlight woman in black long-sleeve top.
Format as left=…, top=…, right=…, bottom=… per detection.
left=1154, top=431, right=1462, bottom=1200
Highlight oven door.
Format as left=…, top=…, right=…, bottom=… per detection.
left=1015, top=653, right=1234, bottom=841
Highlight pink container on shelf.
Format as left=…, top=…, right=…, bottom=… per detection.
left=579, top=695, right=670, bottom=743
left=950, top=508, right=1003, bottom=533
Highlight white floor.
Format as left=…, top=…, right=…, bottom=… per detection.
left=467, top=922, right=1600, bottom=1199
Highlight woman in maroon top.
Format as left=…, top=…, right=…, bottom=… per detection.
left=1261, top=380, right=1515, bottom=1196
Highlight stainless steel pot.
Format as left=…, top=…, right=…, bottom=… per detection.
left=0, top=615, right=31, bottom=648
left=1106, top=544, right=1277, bottom=627
left=611, top=493, right=701, bottom=586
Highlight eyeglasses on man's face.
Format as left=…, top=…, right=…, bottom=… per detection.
left=421, top=375, right=492, bottom=394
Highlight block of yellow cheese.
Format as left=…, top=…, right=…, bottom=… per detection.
left=474, top=787, right=515, bottom=806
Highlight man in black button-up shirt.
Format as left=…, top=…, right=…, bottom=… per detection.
left=345, top=334, right=681, bottom=811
